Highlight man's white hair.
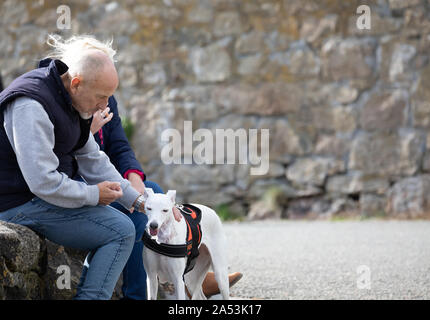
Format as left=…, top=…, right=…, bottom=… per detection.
left=45, top=34, right=117, bottom=79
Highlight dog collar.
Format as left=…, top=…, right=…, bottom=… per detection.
left=142, top=231, right=189, bottom=258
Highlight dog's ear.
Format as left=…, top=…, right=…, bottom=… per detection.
left=166, top=190, right=176, bottom=203
left=145, top=188, right=155, bottom=197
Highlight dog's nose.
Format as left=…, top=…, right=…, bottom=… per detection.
left=149, top=222, right=158, bottom=230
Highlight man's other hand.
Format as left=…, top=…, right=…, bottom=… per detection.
left=97, top=181, right=123, bottom=205
left=91, top=108, right=113, bottom=134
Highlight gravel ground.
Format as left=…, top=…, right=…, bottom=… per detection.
left=222, top=220, right=430, bottom=300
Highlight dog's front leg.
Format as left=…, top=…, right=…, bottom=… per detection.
left=174, top=278, right=186, bottom=300
left=147, top=272, right=158, bottom=300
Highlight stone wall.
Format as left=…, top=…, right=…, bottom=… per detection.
left=2, top=0, right=430, bottom=219
left=0, top=221, right=123, bottom=300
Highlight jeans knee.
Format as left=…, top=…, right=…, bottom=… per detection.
left=134, top=213, right=148, bottom=238
left=119, top=216, right=136, bottom=246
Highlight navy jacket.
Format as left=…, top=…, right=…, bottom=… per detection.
left=93, top=96, right=145, bottom=181
left=0, top=59, right=91, bottom=211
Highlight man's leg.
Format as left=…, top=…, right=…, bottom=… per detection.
left=0, top=197, right=135, bottom=300
left=109, top=202, right=148, bottom=300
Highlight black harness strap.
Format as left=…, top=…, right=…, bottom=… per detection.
left=142, top=231, right=188, bottom=258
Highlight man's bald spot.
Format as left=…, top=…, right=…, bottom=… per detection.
left=78, top=50, right=118, bottom=87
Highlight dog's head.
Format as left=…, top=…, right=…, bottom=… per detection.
left=144, top=188, right=176, bottom=237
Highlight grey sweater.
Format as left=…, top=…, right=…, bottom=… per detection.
left=3, top=96, right=140, bottom=209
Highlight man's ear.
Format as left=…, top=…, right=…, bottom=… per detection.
left=70, top=76, right=81, bottom=92
left=166, top=190, right=176, bottom=203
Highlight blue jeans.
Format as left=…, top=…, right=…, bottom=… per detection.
left=0, top=197, right=135, bottom=300
left=110, top=180, right=164, bottom=300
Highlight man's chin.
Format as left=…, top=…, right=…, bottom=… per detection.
left=71, top=103, right=93, bottom=120
left=79, top=112, right=93, bottom=120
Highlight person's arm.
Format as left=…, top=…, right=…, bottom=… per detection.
left=3, top=97, right=99, bottom=208
left=88, top=97, right=182, bottom=220
left=102, top=96, right=146, bottom=181
left=74, top=132, right=140, bottom=210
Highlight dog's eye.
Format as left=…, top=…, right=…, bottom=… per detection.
left=162, top=209, right=168, bottom=213
left=147, top=207, right=152, bottom=211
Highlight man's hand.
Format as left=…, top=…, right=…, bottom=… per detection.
left=91, top=108, right=113, bottom=134
left=97, top=181, right=123, bottom=205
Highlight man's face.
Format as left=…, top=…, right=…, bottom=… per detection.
left=68, top=69, right=118, bottom=117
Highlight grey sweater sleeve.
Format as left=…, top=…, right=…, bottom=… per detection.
left=3, top=97, right=139, bottom=209
left=74, top=132, right=140, bottom=209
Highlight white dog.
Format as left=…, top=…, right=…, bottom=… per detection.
left=142, top=189, right=229, bottom=300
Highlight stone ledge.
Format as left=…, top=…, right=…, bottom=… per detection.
left=0, top=221, right=123, bottom=300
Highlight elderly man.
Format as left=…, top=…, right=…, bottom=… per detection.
left=0, top=36, right=180, bottom=300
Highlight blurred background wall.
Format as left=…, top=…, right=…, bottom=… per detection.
left=1, top=0, right=430, bottom=219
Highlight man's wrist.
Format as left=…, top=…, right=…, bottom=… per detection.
left=124, top=170, right=144, bottom=181
left=133, top=193, right=148, bottom=212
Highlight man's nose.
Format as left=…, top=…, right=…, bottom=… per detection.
left=98, top=102, right=109, bottom=111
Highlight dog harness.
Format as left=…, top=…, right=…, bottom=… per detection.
left=142, top=204, right=202, bottom=277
